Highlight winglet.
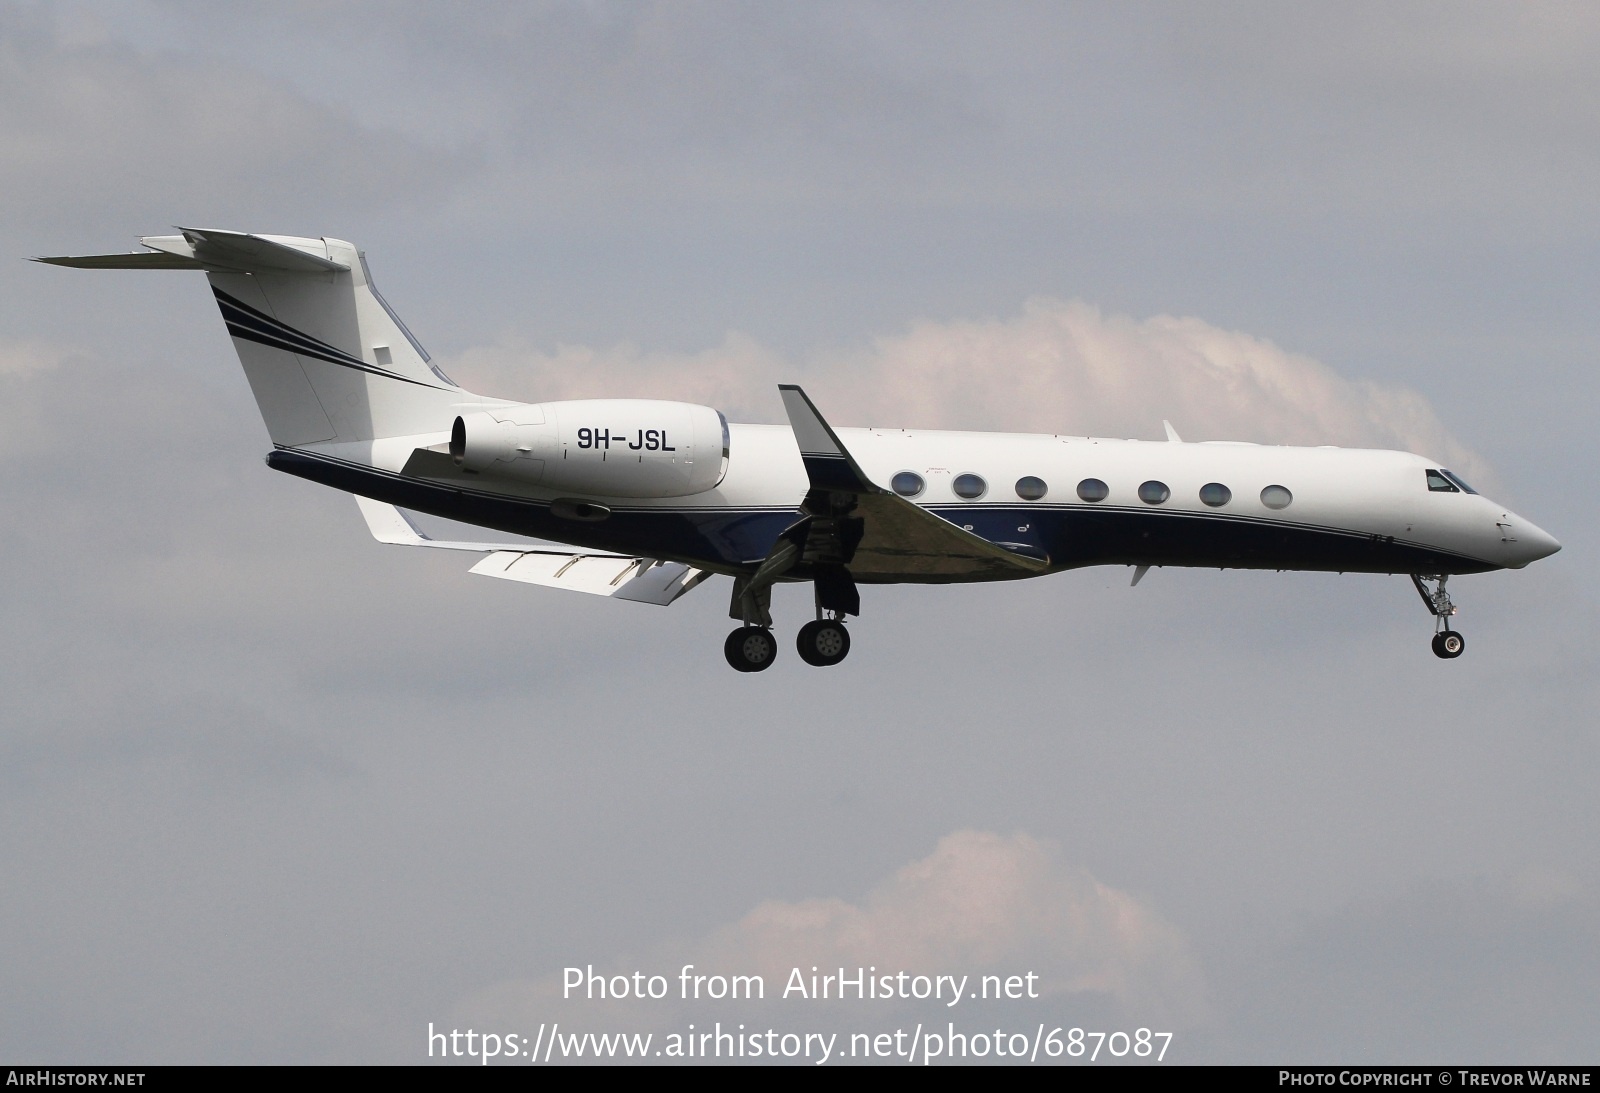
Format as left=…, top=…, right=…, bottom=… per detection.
left=778, top=384, right=880, bottom=493
left=1162, top=420, right=1182, bottom=443
left=355, top=495, right=430, bottom=545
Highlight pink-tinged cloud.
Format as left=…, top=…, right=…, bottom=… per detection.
left=697, top=830, right=1206, bottom=1026
left=459, top=830, right=1206, bottom=1033
left=445, top=297, right=1485, bottom=484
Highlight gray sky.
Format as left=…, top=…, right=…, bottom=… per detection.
left=2, top=0, right=1595, bottom=1064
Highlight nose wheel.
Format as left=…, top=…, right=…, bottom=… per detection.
left=1412, top=573, right=1466, bottom=660
left=724, top=626, right=779, bottom=672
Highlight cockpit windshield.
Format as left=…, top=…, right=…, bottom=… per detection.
left=1427, top=469, right=1480, bottom=494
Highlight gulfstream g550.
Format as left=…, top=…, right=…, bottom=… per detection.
left=37, top=230, right=1560, bottom=671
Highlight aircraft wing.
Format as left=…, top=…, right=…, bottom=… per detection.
left=353, top=496, right=711, bottom=606
left=778, top=385, right=1048, bottom=579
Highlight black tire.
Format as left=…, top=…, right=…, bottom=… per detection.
left=1431, top=631, right=1465, bottom=659
left=796, top=619, right=851, bottom=667
left=724, top=626, right=778, bottom=672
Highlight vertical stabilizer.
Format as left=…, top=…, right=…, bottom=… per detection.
left=37, top=229, right=470, bottom=447
left=197, top=231, right=463, bottom=445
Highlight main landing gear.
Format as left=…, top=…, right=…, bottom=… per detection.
left=724, top=489, right=864, bottom=672
left=724, top=626, right=780, bottom=672
left=722, top=617, right=852, bottom=672
left=724, top=594, right=853, bottom=674
left=723, top=560, right=856, bottom=673
left=1411, top=573, right=1465, bottom=660
left=796, top=617, right=851, bottom=667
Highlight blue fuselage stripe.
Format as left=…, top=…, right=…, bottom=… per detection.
left=267, top=448, right=1499, bottom=579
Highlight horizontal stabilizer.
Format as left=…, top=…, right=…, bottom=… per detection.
left=32, top=251, right=205, bottom=270
left=34, top=228, right=349, bottom=275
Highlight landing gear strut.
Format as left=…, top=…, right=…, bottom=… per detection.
left=795, top=575, right=854, bottom=667
left=1411, top=573, right=1465, bottom=660
left=722, top=488, right=863, bottom=671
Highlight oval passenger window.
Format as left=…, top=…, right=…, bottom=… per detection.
left=891, top=471, right=925, bottom=498
left=1076, top=478, right=1109, bottom=503
left=952, top=473, right=987, bottom=500
left=1015, top=476, right=1048, bottom=501
left=1261, top=485, right=1293, bottom=509
left=1138, top=480, right=1170, bottom=505
left=1199, top=482, right=1231, bottom=507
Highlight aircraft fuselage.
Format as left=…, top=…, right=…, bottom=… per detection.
left=270, top=422, right=1559, bottom=582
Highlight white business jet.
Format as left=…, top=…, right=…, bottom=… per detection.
left=38, top=230, right=1561, bottom=671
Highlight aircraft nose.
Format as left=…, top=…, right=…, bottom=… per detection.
left=1503, top=516, right=1561, bottom=568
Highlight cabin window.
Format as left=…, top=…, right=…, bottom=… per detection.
left=1077, top=478, right=1109, bottom=502
left=1015, top=476, right=1048, bottom=501
left=1261, top=484, right=1293, bottom=509
left=1138, top=480, right=1170, bottom=505
left=952, top=473, right=987, bottom=500
left=892, top=471, right=925, bottom=498
left=1440, top=469, right=1478, bottom=495
left=1426, top=470, right=1459, bottom=493
left=1199, top=482, right=1231, bottom=507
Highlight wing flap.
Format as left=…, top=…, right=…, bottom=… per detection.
left=354, top=496, right=708, bottom=606
left=470, top=551, right=709, bottom=606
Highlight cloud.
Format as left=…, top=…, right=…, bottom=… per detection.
left=443, top=296, right=1485, bottom=479
left=458, top=830, right=1206, bottom=1045
left=697, top=830, right=1205, bottom=1023
left=1166, top=4, right=1600, bottom=224
left=0, top=5, right=458, bottom=228
left=76, top=2, right=991, bottom=208
left=0, top=339, right=74, bottom=377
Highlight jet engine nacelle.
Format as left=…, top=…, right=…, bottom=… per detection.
left=451, top=399, right=729, bottom=498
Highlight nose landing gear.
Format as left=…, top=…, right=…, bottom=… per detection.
left=1411, top=573, right=1465, bottom=659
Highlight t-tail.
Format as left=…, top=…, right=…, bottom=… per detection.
left=36, top=229, right=468, bottom=446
